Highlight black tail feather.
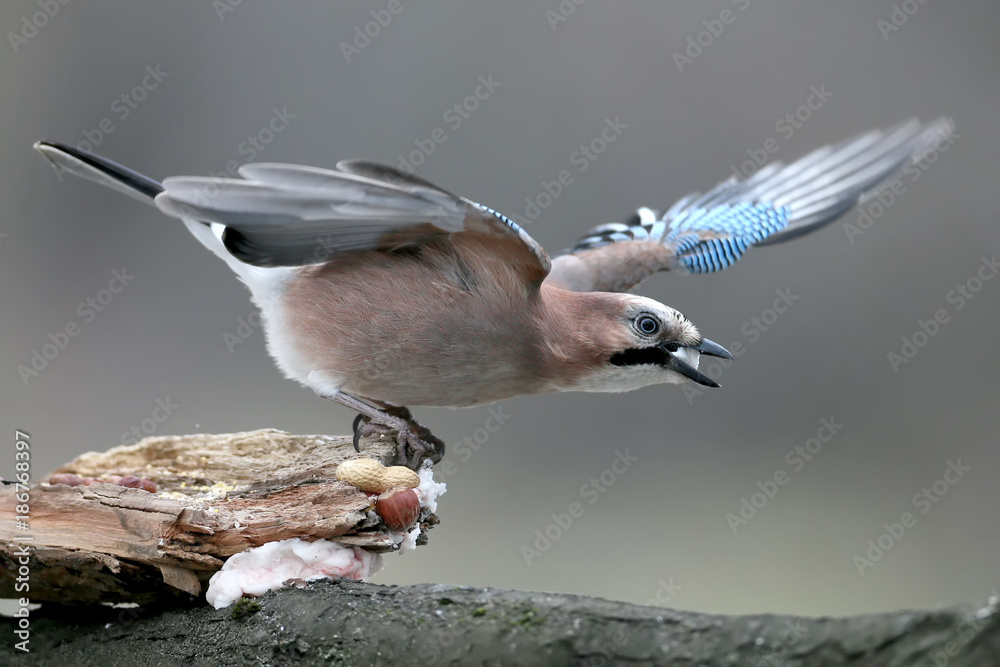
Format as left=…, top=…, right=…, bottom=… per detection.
left=34, top=141, right=163, bottom=200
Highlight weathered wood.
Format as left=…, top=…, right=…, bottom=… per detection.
left=0, top=430, right=435, bottom=605
left=4, top=580, right=999, bottom=666
left=3, top=431, right=997, bottom=665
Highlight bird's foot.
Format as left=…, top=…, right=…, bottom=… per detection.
left=393, top=425, right=445, bottom=469
left=352, top=410, right=445, bottom=469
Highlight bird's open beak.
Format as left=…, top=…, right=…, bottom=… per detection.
left=664, top=338, right=732, bottom=388
left=693, top=337, right=733, bottom=360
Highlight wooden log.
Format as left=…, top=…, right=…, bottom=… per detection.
left=4, top=580, right=999, bottom=666
left=0, top=429, right=438, bottom=605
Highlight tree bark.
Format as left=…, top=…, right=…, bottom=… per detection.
left=3, top=579, right=999, bottom=666
left=3, top=431, right=998, bottom=665
left=0, top=430, right=428, bottom=605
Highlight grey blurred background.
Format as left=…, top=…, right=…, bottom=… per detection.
left=1, top=0, right=997, bottom=617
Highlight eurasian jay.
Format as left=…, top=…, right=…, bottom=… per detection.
left=34, top=118, right=953, bottom=467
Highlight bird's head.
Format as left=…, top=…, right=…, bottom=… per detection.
left=547, top=292, right=733, bottom=394
left=609, top=294, right=732, bottom=387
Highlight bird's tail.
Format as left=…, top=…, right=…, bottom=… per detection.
left=34, top=141, right=164, bottom=202
left=33, top=141, right=258, bottom=279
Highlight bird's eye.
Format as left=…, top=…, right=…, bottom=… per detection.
left=635, top=316, right=659, bottom=335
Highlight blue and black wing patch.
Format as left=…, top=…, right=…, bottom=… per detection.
left=571, top=199, right=791, bottom=275
left=666, top=202, right=790, bottom=274
left=554, top=118, right=953, bottom=289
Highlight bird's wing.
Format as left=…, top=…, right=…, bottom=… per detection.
left=546, top=118, right=954, bottom=293
left=154, top=160, right=551, bottom=283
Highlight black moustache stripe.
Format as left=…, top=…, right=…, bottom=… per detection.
left=609, top=346, right=668, bottom=367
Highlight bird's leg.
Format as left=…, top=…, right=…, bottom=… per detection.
left=325, top=391, right=443, bottom=469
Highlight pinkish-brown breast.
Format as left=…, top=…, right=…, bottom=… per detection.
left=280, top=235, right=553, bottom=407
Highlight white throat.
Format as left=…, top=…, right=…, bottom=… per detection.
left=570, top=346, right=702, bottom=393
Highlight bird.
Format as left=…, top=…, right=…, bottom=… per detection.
left=35, top=118, right=952, bottom=468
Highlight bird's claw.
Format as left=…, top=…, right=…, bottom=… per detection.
left=352, top=413, right=366, bottom=452
left=351, top=412, right=445, bottom=469
left=394, top=426, right=432, bottom=469
left=352, top=415, right=398, bottom=453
